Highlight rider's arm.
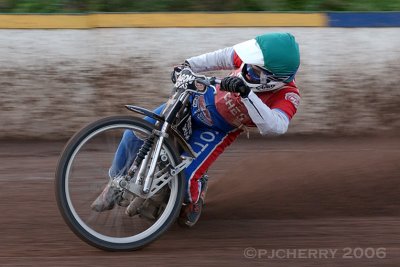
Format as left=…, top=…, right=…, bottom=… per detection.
left=241, top=91, right=297, bottom=135
left=186, top=47, right=242, bottom=72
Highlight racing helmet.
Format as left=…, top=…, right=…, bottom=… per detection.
left=233, top=32, right=300, bottom=92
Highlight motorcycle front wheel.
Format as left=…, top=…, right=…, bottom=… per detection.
left=55, top=116, right=185, bottom=251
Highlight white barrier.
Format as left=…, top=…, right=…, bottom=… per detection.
left=0, top=28, right=399, bottom=139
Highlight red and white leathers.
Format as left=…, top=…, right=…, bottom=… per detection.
left=187, top=46, right=301, bottom=136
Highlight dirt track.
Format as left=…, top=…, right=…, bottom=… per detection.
left=1, top=135, right=400, bottom=266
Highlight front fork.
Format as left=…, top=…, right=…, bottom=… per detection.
left=142, top=123, right=169, bottom=193
left=116, top=127, right=169, bottom=198
left=118, top=92, right=193, bottom=198
left=116, top=128, right=193, bottom=199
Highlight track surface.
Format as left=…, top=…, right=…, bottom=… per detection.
left=1, top=135, right=399, bottom=266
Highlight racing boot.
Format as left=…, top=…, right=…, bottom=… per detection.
left=91, top=183, right=121, bottom=212
left=178, top=174, right=209, bottom=227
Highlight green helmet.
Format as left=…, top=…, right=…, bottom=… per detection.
left=233, top=32, right=300, bottom=89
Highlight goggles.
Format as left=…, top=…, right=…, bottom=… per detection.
left=245, top=64, right=294, bottom=84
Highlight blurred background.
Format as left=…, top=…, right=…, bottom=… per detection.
left=0, top=1, right=399, bottom=266
left=0, top=2, right=399, bottom=139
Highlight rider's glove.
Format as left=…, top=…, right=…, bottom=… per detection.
left=220, top=76, right=250, bottom=98
left=171, top=61, right=191, bottom=84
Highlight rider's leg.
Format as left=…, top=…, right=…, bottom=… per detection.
left=184, top=127, right=241, bottom=203
left=108, top=130, right=143, bottom=178
left=178, top=126, right=241, bottom=227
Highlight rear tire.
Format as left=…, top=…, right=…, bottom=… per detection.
left=55, top=116, right=185, bottom=251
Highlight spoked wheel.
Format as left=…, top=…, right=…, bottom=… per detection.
left=55, top=116, right=185, bottom=251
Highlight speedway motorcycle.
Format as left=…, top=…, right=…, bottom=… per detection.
left=55, top=68, right=218, bottom=251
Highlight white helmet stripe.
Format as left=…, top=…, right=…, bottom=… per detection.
left=233, top=39, right=264, bottom=66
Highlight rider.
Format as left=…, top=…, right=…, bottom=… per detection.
left=91, top=32, right=301, bottom=227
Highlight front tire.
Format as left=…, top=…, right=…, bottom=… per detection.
left=55, top=116, right=185, bottom=251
